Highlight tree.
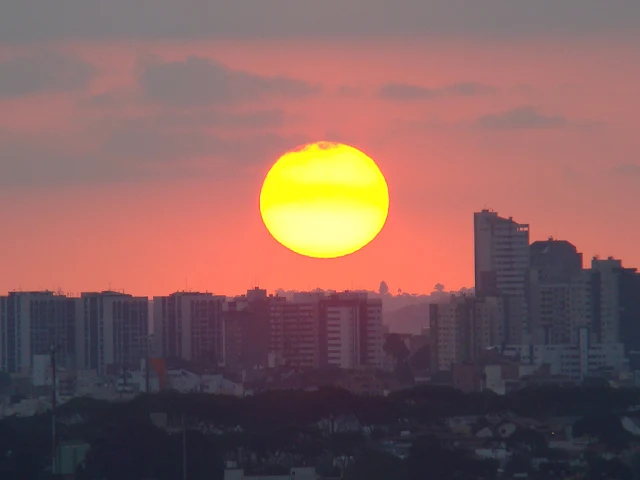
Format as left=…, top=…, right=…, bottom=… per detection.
left=505, top=452, right=533, bottom=477
left=0, top=421, right=46, bottom=480
left=409, top=345, right=430, bottom=371
left=0, top=372, right=11, bottom=394
left=506, top=428, right=547, bottom=455
left=383, top=334, right=410, bottom=370
left=343, top=449, right=404, bottom=480
left=379, top=281, right=389, bottom=295
left=573, top=412, right=631, bottom=450
left=586, top=457, right=634, bottom=480
left=407, top=435, right=497, bottom=480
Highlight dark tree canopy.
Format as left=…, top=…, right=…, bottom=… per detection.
left=406, top=435, right=497, bottom=480
left=344, top=449, right=404, bottom=480
left=384, top=334, right=410, bottom=366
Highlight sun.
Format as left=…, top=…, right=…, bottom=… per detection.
left=260, top=141, right=389, bottom=259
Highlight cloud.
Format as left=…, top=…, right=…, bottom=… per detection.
left=379, top=83, right=439, bottom=101
left=609, top=163, right=640, bottom=176
left=0, top=50, right=94, bottom=98
left=475, top=106, right=569, bottom=130
left=379, top=82, right=496, bottom=101
left=101, top=123, right=304, bottom=167
left=114, top=109, right=287, bottom=130
left=0, top=131, right=123, bottom=187
left=0, top=109, right=306, bottom=188
left=334, top=85, right=362, bottom=98
left=447, top=83, right=497, bottom=96
left=1, top=1, right=639, bottom=42
left=98, top=108, right=305, bottom=168
left=139, top=56, right=320, bottom=107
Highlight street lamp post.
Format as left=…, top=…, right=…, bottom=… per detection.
left=50, top=344, right=57, bottom=476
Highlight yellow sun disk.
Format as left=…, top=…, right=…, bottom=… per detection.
left=260, top=142, right=389, bottom=258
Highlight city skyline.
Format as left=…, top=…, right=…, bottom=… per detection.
left=2, top=3, right=640, bottom=479
left=3, top=208, right=638, bottom=380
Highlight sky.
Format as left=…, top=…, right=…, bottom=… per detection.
left=1, top=1, right=640, bottom=297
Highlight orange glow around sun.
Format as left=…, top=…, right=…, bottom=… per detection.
left=259, top=141, right=389, bottom=259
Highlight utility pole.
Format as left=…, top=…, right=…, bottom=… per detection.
left=145, top=334, right=152, bottom=393
left=182, top=413, right=187, bottom=480
left=50, top=344, right=57, bottom=476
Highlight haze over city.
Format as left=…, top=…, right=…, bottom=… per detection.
left=2, top=1, right=640, bottom=296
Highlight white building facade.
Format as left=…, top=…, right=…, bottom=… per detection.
left=501, top=328, right=626, bottom=382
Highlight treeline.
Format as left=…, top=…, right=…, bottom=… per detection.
left=2, top=385, right=640, bottom=479
left=53, top=384, right=640, bottom=428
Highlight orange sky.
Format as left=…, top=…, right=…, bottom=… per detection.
left=1, top=36, right=639, bottom=297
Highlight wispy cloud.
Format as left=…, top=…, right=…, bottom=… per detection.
left=138, top=56, right=320, bottom=107
left=1, top=1, right=639, bottom=42
left=379, top=82, right=496, bottom=101
left=609, top=163, right=640, bottom=176
left=0, top=50, right=94, bottom=98
left=475, top=106, right=569, bottom=130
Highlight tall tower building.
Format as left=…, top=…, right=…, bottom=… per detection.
left=269, top=298, right=321, bottom=367
left=153, top=292, right=225, bottom=366
left=429, top=296, right=474, bottom=373
left=429, top=295, right=505, bottom=373
left=569, top=257, right=640, bottom=355
left=0, top=291, right=79, bottom=374
left=77, top=291, right=149, bottom=374
left=527, top=238, right=583, bottom=344
left=474, top=210, right=530, bottom=343
left=268, top=291, right=384, bottom=369
left=224, top=288, right=273, bottom=371
left=320, top=292, right=383, bottom=369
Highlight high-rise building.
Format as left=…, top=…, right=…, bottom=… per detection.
left=320, top=292, right=384, bottom=369
left=474, top=210, right=530, bottom=298
left=0, top=291, right=78, bottom=374
left=224, top=288, right=273, bottom=371
left=429, top=296, right=474, bottom=373
left=474, top=210, right=530, bottom=343
left=527, top=238, right=583, bottom=344
left=619, top=268, right=640, bottom=367
left=153, top=292, right=225, bottom=366
left=569, top=257, right=640, bottom=354
left=77, top=291, right=149, bottom=374
left=269, top=298, right=321, bottom=367
left=268, top=291, right=384, bottom=369
left=569, top=269, right=596, bottom=343
left=429, top=295, right=505, bottom=373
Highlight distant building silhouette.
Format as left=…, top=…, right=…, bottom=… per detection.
left=153, top=292, right=225, bottom=367
left=0, top=291, right=78, bottom=374
left=224, top=288, right=273, bottom=371
left=526, top=238, right=583, bottom=344
left=474, top=209, right=530, bottom=343
left=269, top=291, right=383, bottom=369
left=571, top=257, right=640, bottom=353
left=429, top=295, right=505, bottom=373
left=0, top=290, right=149, bottom=375
left=78, top=291, right=149, bottom=375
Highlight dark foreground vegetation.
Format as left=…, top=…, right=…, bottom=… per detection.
left=3, top=385, right=640, bottom=479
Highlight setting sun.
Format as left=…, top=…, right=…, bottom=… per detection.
left=259, top=141, right=389, bottom=259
